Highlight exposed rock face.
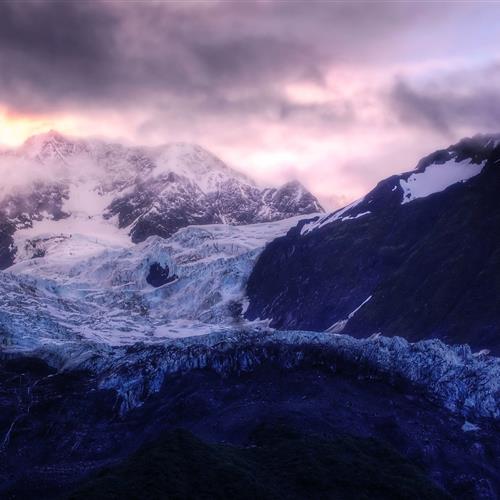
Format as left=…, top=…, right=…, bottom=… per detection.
left=109, top=174, right=322, bottom=243
left=145, top=263, right=176, bottom=287
left=0, top=219, right=15, bottom=269
left=0, top=131, right=323, bottom=268
left=246, top=134, right=500, bottom=354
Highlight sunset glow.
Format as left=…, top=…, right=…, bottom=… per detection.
left=0, top=108, right=53, bottom=147
left=0, top=2, right=499, bottom=207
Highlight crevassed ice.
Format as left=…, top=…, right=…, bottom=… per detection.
left=3, top=215, right=309, bottom=347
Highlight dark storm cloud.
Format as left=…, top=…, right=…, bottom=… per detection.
left=0, top=2, right=112, bottom=60
left=389, top=63, right=500, bottom=135
left=0, top=2, right=120, bottom=110
left=3, top=1, right=500, bottom=208
left=390, top=81, right=452, bottom=133
left=0, top=0, right=441, bottom=115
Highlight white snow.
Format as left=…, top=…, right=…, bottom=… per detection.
left=461, top=421, right=481, bottom=432
left=150, top=142, right=252, bottom=193
left=326, top=295, right=372, bottom=333
left=474, top=349, right=491, bottom=357
left=62, top=179, right=114, bottom=216
left=400, top=159, right=485, bottom=204
left=340, top=211, right=371, bottom=222
left=301, top=198, right=365, bottom=235
left=348, top=295, right=372, bottom=318
left=13, top=212, right=131, bottom=265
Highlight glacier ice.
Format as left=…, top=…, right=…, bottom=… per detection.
left=1, top=216, right=308, bottom=347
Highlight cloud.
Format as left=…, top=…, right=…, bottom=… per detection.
left=0, top=1, right=442, bottom=112
left=0, top=2, right=119, bottom=111
left=1, top=1, right=500, bottom=208
left=389, top=63, right=500, bottom=135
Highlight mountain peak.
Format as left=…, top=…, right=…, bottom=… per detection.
left=22, top=129, right=71, bottom=148
left=0, top=131, right=323, bottom=266
left=18, top=129, right=86, bottom=163
left=246, top=134, right=500, bottom=356
left=150, top=141, right=253, bottom=188
left=415, top=133, right=500, bottom=173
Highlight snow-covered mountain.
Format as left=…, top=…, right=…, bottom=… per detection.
left=1, top=133, right=499, bottom=499
left=0, top=131, right=323, bottom=268
left=246, top=134, right=500, bottom=354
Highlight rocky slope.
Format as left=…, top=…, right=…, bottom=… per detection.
left=246, top=134, right=500, bottom=354
left=1, top=332, right=499, bottom=499
left=69, top=428, right=448, bottom=500
left=0, top=131, right=322, bottom=268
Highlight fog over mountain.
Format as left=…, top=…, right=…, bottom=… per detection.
left=2, top=2, right=500, bottom=206
left=0, top=130, right=322, bottom=268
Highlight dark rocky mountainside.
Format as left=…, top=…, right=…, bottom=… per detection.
left=70, top=428, right=447, bottom=500
left=1, top=345, right=498, bottom=499
left=246, top=135, right=500, bottom=354
left=108, top=177, right=320, bottom=243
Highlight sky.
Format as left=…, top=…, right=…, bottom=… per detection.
left=1, top=1, right=500, bottom=208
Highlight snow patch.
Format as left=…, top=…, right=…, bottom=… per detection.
left=13, top=213, right=131, bottom=264
left=301, top=197, right=365, bottom=235
left=400, top=159, right=485, bottom=205
left=461, top=421, right=481, bottom=432
left=326, top=295, right=372, bottom=333
left=340, top=211, right=371, bottom=222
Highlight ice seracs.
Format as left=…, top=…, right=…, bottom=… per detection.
left=0, top=132, right=498, bottom=429
left=2, top=215, right=309, bottom=347
left=11, top=328, right=499, bottom=421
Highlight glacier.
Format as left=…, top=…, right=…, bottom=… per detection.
left=0, top=132, right=498, bottom=441
left=0, top=206, right=498, bottom=424
left=4, top=328, right=498, bottom=421
left=2, top=215, right=311, bottom=347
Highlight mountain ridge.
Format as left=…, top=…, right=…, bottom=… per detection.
left=1, top=133, right=499, bottom=499
left=0, top=131, right=323, bottom=268
left=246, top=134, right=500, bottom=354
